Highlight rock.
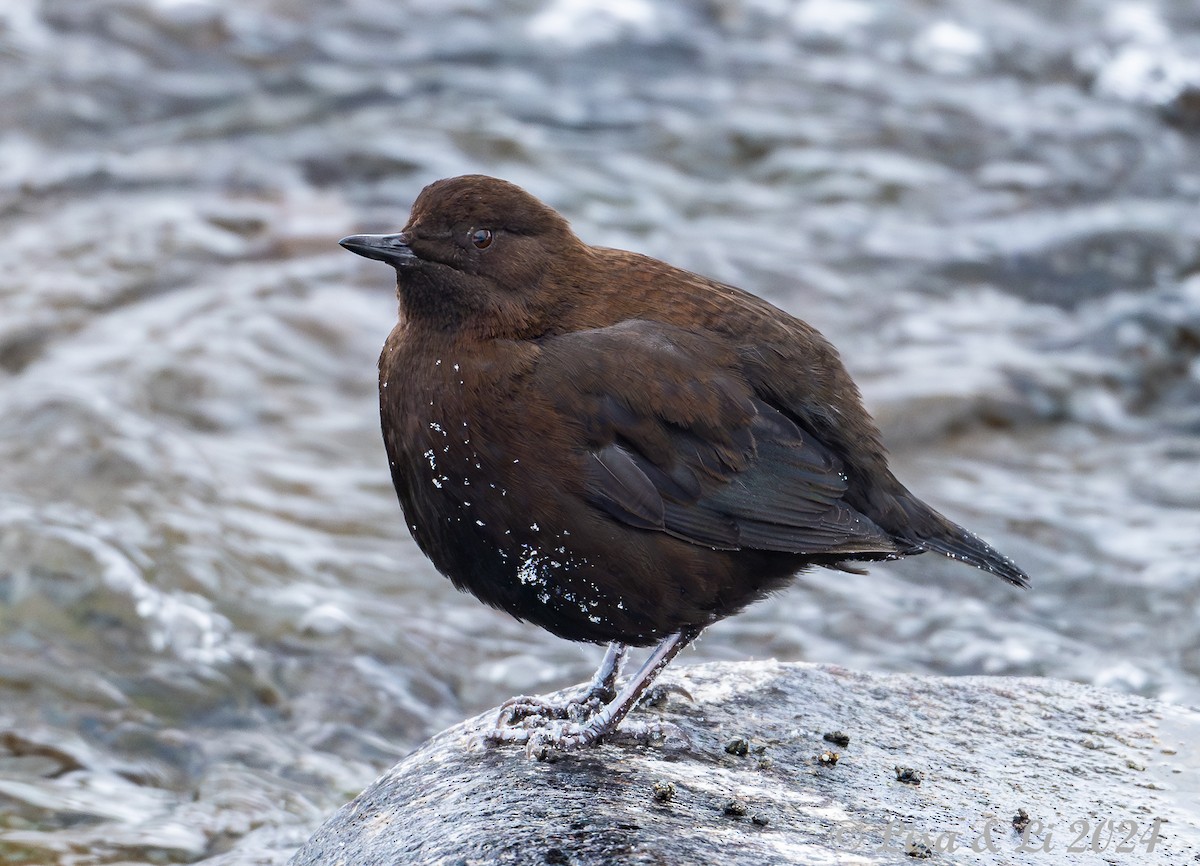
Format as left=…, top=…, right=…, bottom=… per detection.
left=289, top=661, right=1200, bottom=865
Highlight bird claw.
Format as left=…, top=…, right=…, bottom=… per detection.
left=483, top=692, right=614, bottom=757
left=478, top=718, right=589, bottom=759
left=493, top=694, right=558, bottom=726
left=521, top=718, right=685, bottom=760
left=492, top=689, right=605, bottom=730
left=524, top=724, right=585, bottom=761
left=483, top=709, right=687, bottom=760
left=636, top=681, right=694, bottom=710
left=482, top=692, right=599, bottom=753
left=482, top=631, right=699, bottom=758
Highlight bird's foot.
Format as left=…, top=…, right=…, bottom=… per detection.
left=481, top=689, right=608, bottom=753
left=488, top=641, right=627, bottom=733
left=518, top=717, right=684, bottom=761
left=482, top=671, right=657, bottom=753
left=490, top=684, right=607, bottom=731
left=480, top=714, right=582, bottom=758
left=638, top=680, right=695, bottom=709
left=482, top=709, right=615, bottom=758
left=482, top=630, right=699, bottom=759
left=522, top=720, right=602, bottom=760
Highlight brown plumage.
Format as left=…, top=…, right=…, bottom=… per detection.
left=340, top=174, right=1028, bottom=751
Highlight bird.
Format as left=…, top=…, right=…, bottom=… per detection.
left=339, top=174, right=1029, bottom=754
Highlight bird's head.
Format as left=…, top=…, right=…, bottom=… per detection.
left=340, top=175, right=584, bottom=337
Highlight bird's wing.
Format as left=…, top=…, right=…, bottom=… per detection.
left=534, top=320, right=898, bottom=556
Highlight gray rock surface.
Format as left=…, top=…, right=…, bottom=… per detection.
left=289, top=662, right=1199, bottom=865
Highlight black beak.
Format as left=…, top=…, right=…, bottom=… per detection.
left=338, top=233, right=419, bottom=267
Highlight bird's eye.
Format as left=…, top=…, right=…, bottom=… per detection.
left=470, top=228, right=493, bottom=249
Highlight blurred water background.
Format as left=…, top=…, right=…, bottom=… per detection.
left=1, top=0, right=1198, bottom=862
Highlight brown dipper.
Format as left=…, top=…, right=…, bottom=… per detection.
left=340, top=175, right=1029, bottom=753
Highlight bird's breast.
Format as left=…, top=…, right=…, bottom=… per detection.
left=380, top=339, right=632, bottom=634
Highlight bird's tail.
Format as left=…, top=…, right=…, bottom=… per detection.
left=893, top=496, right=1030, bottom=588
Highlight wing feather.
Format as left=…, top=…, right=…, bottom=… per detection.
left=539, top=320, right=899, bottom=557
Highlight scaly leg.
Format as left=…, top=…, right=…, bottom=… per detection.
left=584, top=640, right=627, bottom=703
left=492, top=642, right=628, bottom=728
left=487, top=628, right=699, bottom=755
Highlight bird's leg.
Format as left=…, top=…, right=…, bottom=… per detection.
left=582, top=640, right=627, bottom=704
left=493, top=642, right=627, bottom=728
left=541, top=628, right=697, bottom=752
left=488, top=628, right=699, bottom=754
